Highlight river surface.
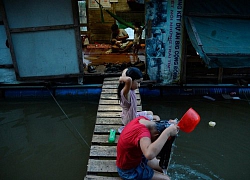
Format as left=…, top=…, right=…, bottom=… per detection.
left=0, top=94, right=250, bottom=180
left=142, top=94, right=250, bottom=180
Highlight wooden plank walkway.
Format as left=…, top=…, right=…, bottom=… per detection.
left=84, top=77, right=142, bottom=179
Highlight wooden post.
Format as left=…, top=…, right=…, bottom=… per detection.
left=111, top=2, right=116, bottom=24
left=218, top=67, right=223, bottom=83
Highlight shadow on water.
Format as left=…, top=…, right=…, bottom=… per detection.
left=142, top=94, right=250, bottom=180
left=0, top=96, right=99, bottom=180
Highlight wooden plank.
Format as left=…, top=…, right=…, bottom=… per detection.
left=102, top=84, right=119, bottom=89
left=103, top=81, right=119, bottom=85
left=98, top=105, right=142, bottom=112
left=98, top=104, right=122, bottom=111
left=96, top=117, right=122, bottom=125
left=90, top=146, right=117, bottom=157
left=94, top=125, right=121, bottom=134
left=101, top=81, right=118, bottom=84
left=104, top=77, right=119, bottom=81
left=85, top=175, right=120, bottom=180
left=87, top=159, right=117, bottom=172
left=99, top=99, right=120, bottom=105
left=101, top=89, right=140, bottom=94
left=97, top=108, right=143, bottom=117
left=100, top=93, right=141, bottom=100
left=99, top=99, right=141, bottom=105
left=97, top=112, right=121, bottom=118
left=100, top=94, right=119, bottom=100
left=92, top=135, right=120, bottom=144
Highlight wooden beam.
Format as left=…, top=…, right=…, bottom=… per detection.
left=71, top=0, right=84, bottom=75
left=9, top=24, right=76, bottom=33
left=0, top=0, right=20, bottom=80
left=218, top=67, right=223, bottom=83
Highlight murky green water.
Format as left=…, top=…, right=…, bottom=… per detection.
left=142, top=94, right=250, bottom=180
left=0, top=96, right=99, bottom=180
left=0, top=94, right=250, bottom=180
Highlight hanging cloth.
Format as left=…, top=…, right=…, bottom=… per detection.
left=94, top=0, right=134, bottom=28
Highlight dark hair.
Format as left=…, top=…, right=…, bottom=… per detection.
left=111, top=39, right=116, bottom=45
left=117, top=67, right=143, bottom=99
left=155, top=120, right=172, bottom=134
left=111, top=24, right=118, bottom=31
left=126, top=67, right=143, bottom=80
left=134, top=22, right=141, bottom=28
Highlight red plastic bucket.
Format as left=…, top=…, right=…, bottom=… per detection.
left=178, top=108, right=200, bottom=133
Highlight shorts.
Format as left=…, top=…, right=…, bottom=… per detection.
left=137, top=111, right=153, bottom=120
left=117, top=156, right=154, bottom=180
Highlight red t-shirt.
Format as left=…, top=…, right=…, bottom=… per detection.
left=116, top=116, right=151, bottom=169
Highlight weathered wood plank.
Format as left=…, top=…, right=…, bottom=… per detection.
left=85, top=175, right=121, bottom=180
left=97, top=108, right=143, bottom=117
left=103, top=81, right=119, bottom=85
left=98, top=104, right=122, bottom=111
left=101, top=89, right=140, bottom=94
left=92, top=135, right=120, bottom=144
left=87, top=159, right=117, bottom=172
left=97, top=112, right=121, bottom=118
left=96, top=117, right=122, bottom=125
left=94, top=125, right=121, bottom=133
left=102, top=84, right=119, bottom=89
left=99, top=99, right=141, bottom=105
left=100, top=93, right=141, bottom=100
left=98, top=105, right=142, bottom=112
left=100, top=94, right=119, bottom=100
left=99, top=99, right=120, bottom=105
left=102, top=85, right=143, bottom=92
left=90, top=146, right=117, bottom=157
left=104, top=77, right=119, bottom=81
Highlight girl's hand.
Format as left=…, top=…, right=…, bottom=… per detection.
left=167, top=124, right=179, bottom=136
left=168, top=119, right=178, bottom=125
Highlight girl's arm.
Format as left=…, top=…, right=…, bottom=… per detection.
left=140, top=125, right=178, bottom=160
left=119, top=76, right=132, bottom=100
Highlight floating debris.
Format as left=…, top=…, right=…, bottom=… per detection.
left=203, top=96, right=215, bottom=101
left=209, top=121, right=216, bottom=127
